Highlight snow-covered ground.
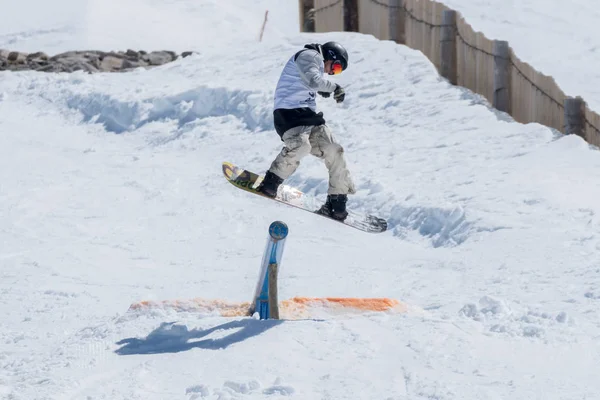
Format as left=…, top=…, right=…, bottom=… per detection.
left=2, top=0, right=600, bottom=399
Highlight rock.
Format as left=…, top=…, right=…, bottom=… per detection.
left=82, top=52, right=102, bottom=61
left=101, top=51, right=126, bottom=60
left=39, top=63, right=74, bottom=73
left=6, top=63, right=32, bottom=71
left=51, top=51, right=100, bottom=63
left=0, top=49, right=184, bottom=73
left=49, top=51, right=80, bottom=61
left=35, top=64, right=62, bottom=72
left=125, top=49, right=141, bottom=60
left=65, top=61, right=100, bottom=73
left=122, top=59, right=149, bottom=70
left=143, top=50, right=177, bottom=66
left=26, top=52, right=50, bottom=69
left=81, top=53, right=102, bottom=69
left=182, top=51, right=196, bottom=58
left=8, top=52, right=27, bottom=63
left=100, top=55, right=124, bottom=72
left=54, top=57, right=87, bottom=70
left=27, top=52, right=49, bottom=61
left=27, top=59, right=49, bottom=69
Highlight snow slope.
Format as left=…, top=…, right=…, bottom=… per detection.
left=2, top=1, right=600, bottom=399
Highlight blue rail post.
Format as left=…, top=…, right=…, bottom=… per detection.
left=251, top=221, right=289, bottom=320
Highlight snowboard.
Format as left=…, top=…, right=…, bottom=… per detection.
left=222, top=161, right=387, bottom=233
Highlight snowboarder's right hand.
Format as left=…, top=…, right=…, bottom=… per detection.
left=318, top=91, right=331, bottom=98
left=333, top=84, right=345, bottom=103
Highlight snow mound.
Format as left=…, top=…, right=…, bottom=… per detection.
left=459, top=295, right=573, bottom=339
left=388, top=203, right=471, bottom=247
left=185, top=378, right=294, bottom=399
left=66, top=86, right=273, bottom=134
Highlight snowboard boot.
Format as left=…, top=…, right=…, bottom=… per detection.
left=256, top=170, right=283, bottom=198
left=317, top=194, right=348, bottom=221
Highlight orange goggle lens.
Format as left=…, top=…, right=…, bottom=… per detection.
left=331, top=61, right=343, bottom=75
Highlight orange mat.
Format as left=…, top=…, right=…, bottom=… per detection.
left=129, top=297, right=408, bottom=319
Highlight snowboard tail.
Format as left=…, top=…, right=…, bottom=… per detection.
left=222, top=162, right=387, bottom=233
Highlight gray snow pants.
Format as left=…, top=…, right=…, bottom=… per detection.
left=268, top=125, right=356, bottom=195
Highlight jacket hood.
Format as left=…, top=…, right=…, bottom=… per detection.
left=303, top=43, right=323, bottom=56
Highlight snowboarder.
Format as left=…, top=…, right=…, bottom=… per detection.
left=257, top=41, right=356, bottom=221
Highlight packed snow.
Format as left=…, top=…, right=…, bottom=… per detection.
left=1, top=0, right=600, bottom=399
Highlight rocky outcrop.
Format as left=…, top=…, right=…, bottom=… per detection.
left=0, top=49, right=195, bottom=73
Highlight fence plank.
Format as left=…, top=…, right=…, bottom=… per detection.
left=585, top=108, right=600, bottom=146
left=430, top=1, right=445, bottom=72
left=456, top=17, right=477, bottom=97
left=358, top=0, right=390, bottom=41
left=402, top=0, right=449, bottom=73
left=510, top=51, right=565, bottom=132
left=314, top=0, right=344, bottom=32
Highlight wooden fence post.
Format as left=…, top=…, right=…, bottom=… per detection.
left=389, top=0, right=406, bottom=44
left=493, top=40, right=511, bottom=114
left=564, top=96, right=586, bottom=138
left=440, top=10, right=457, bottom=85
left=344, top=0, right=359, bottom=32
left=300, top=0, right=315, bottom=32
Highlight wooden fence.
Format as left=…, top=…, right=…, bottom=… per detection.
left=299, top=0, right=600, bottom=147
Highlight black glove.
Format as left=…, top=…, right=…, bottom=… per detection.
left=317, top=91, right=331, bottom=98
left=333, top=84, right=345, bottom=103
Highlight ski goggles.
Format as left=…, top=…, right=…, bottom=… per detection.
left=329, top=60, right=343, bottom=75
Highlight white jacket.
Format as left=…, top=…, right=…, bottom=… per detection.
left=273, top=48, right=338, bottom=111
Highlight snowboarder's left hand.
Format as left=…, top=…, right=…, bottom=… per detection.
left=318, top=91, right=331, bottom=98
left=333, top=84, right=345, bottom=103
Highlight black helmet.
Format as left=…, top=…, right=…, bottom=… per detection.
left=321, top=41, right=348, bottom=71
